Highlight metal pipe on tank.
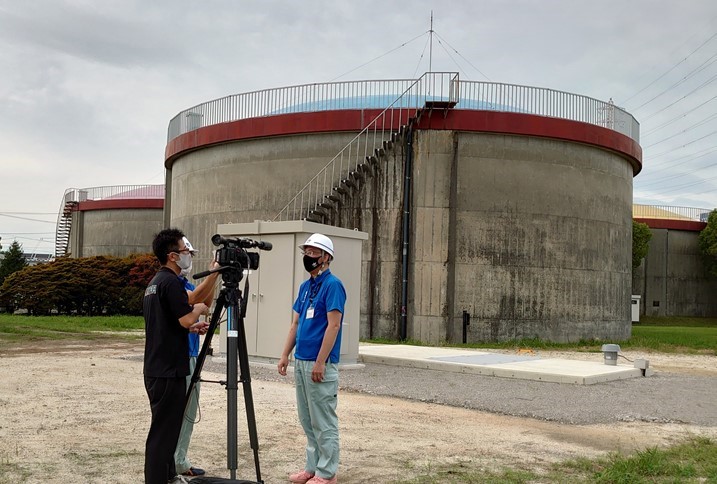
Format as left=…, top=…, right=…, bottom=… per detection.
left=400, top=126, right=414, bottom=341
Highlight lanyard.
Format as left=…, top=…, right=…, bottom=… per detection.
left=308, top=281, right=323, bottom=306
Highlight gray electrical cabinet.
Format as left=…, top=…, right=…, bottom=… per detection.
left=215, top=220, right=367, bottom=365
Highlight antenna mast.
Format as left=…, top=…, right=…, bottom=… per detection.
left=429, top=11, right=434, bottom=73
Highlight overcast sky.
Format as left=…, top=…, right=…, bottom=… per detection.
left=1, top=0, right=716, bottom=255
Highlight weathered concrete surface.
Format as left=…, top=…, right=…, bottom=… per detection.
left=448, top=133, right=633, bottom=343
left=169, top=125, right=636, bottom=344
left=633, top=228, right=717, bottom=317
left=73, top=208, right=163, bottom=258
left=168, top=132, right=358, bottom=270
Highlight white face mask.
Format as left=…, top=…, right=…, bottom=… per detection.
left=179, top=259, right=193, bottom=277
left=177, top=252, right=192, bottom=271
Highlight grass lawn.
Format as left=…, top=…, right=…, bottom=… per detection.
left=0, top=314, right=144, bottom=343
left=368, top=316, right=717, bottom=355
left=398, top=436, right=717, bottom=483
left=2, top=314, right=715, bottom=354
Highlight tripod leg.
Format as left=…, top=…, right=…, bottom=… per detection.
left=237, top=307, right=262, bottom=483
left=226, top=302, right=240, bottom=479
left=185, top=290, right=226, bottom=411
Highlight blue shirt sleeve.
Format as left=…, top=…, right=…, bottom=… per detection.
left=325, top=278, right=346, bottom=314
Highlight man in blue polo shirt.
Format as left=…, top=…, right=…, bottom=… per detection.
left=278, top=233, right=346, bottom=484
left=174, top=237, right=220, bottom=478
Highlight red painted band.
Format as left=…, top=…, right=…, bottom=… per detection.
left=165, top=109, right=642, bottom=174
left=634, top=218, right=706, bottom=232
left=77, top=199, right=164, bottom=212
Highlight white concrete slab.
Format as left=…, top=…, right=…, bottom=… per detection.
left=359, top=344, right=643, bottom=385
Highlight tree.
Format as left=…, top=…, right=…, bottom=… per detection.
left=0, top=253, right=159, bottom=315
left=632, top=220, right=652, bottom=270
left=0, top=240, right=28, bottom=286
left=698, top=209, right=717, bottom=277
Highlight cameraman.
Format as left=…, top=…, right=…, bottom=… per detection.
left=143, top=228, right=209, bottom=484
left=278, top=233, right=346, bottom=484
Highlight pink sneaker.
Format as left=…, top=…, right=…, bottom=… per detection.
left=289, top=469, right=315, bottom=483
left=306, top=476, right=337, bottom=484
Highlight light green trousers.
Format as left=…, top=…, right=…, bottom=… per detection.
left=174, top=356, right=199, bottom=474
left=294, top=358, right=339, bottom=479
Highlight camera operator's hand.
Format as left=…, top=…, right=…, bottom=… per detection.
left=189, top=320, right=209, bottom=335
left=277, top=355, right=290, bottom=376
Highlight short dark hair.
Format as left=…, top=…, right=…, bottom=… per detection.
left=152, top=228, right=185, bottom=265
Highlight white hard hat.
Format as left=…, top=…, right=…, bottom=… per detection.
left=299, top=233, right=334, bottom=258
left=182, top=236, right=198, bottom=254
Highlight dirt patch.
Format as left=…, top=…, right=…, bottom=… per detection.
left=0, top=342, right=715, bottom=483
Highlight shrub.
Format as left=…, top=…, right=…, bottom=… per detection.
left=0, top=254, right=160, bottom=315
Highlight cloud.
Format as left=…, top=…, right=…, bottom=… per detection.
left=1, top=0, right=716, bottom=256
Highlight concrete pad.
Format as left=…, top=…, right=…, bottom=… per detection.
left=359, top=344, right=643, bottom=385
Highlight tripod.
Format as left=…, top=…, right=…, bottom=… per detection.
left=187, top=265, right=263, bottom=484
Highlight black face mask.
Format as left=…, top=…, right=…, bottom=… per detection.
left=303, top=254, right=321, bottom=273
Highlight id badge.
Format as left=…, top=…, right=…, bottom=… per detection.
left=306, top=307, right=315, bottom=319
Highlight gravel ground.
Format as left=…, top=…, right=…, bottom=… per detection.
left=1, top=341, right=714, bottom=483
left=203, top=352, right=717, bottom=427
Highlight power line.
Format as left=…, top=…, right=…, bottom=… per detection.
left=640, top=73, right=717, bottom=121
left=644, top=130, right=717, bottom=158
left=643, top=145, right=717, bottom=170
left=4, top=235, right=56, bottom=243
left=636, top=160, right=717, bottom=187
left=643, top=115, right=717, bottom=148
left=0, top=211, right=57, bottom=215
left=642, top=96, right=717, bottom=136
left=623, top=29, right=717, bottom=105
left=0, top=213, right=56, bottom=223
left=631, top=52, right=717, bottom=111
left=642, top=172, right=717, bottom=195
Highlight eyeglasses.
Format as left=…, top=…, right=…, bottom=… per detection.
left=301, top=248, right=323, bottom=257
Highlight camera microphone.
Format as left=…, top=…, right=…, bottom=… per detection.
left=211, top=234, right=227, bottom=246
left=211, top=234, right=272, bottom=250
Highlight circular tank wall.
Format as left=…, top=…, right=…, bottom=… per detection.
left=166, top=108, right=641, bottom=343
left=72, top=205, right=163, bottom=257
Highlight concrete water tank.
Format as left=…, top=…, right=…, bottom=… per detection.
left=164, top=74, right=642, bottom=344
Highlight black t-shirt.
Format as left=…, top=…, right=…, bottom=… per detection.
left=143, top=266, right=194, bottom=377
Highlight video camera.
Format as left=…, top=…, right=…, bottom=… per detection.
left=208, top=234, right=272, bottom=285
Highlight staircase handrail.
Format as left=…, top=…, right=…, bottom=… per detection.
left=273, top=72, right=459, bottom=222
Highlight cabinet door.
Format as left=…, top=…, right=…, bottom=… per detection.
left=255, top=234, right=296, bottom=359
left=217, top=252, right=260, bottom=356
left=241, top=262, right=260, bottom=355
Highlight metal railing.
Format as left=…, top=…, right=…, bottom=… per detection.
left=167, top=75, right=640, bottom=145
left=166, top=74, right=641, bottom=224
left=60, top=185, right=165, bottom=202
left=273, top=72, right=459, bottom=222
left=458, top=82, right=639, bottom=143
left=633, top=204, right=713, bottom=222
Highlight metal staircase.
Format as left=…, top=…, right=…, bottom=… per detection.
left=55, top=189, right=81, bottom=257
left=273, top=72, right=459, bottom=225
